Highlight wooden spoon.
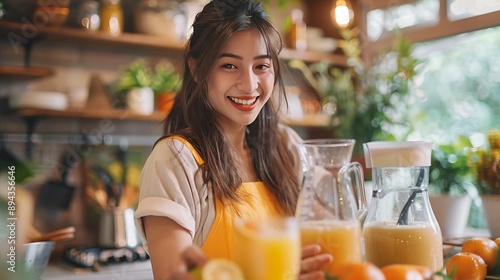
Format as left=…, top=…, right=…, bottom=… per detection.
left=30, top=226, right=76, bottom=243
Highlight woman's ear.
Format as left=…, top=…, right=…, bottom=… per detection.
left=188, top=58, right=197, bottom=83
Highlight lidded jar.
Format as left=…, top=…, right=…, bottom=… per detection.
left=362, top=141, right=443, bottom=271
left=134, top=0, right=186, bottom=42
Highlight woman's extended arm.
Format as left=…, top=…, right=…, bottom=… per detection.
left=143, top=216, right=193, bottom=279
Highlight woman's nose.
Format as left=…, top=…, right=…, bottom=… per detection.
left=236, top=69, right=258, bottom=93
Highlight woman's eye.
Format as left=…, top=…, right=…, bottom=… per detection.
left=222, top=64, right=236, bottom=69
left=256, top=64, right=270, bottom=70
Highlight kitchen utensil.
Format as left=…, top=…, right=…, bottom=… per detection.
left=92, top=165, right=117, bottom=208
left=116, top=139, right=128, bottom=207
left=29, top=226, right=75, bottom=243
left=362, top=141, right=443, bottom=271
left=37, top=150, right=76, bottom=210
left=19, top=241, right=55, bottom=279
left=98, top=208, right=142, bottom=248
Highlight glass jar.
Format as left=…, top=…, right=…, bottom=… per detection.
left=134, top=0, right=186, bottom=42
left=99, top=0, right=123, bottom=35
left=362, top=141, right=443, bottom=271
left=76, top=0, right=100, bottom=31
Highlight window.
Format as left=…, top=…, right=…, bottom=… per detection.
left=448, top=0, right=500, bottom=21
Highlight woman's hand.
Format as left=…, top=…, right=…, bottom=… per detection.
left=170, top=245, right=208, bottom=280
left=299, top=244, right=333, bottom=280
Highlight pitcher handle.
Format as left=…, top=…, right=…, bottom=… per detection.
left=339, top=162, right=367, bottom=222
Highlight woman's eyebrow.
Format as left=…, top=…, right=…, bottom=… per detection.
left=219, top=53, right=271, bottom=60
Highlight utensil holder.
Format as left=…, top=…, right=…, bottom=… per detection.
left=98, top=208, right=141, bottom=248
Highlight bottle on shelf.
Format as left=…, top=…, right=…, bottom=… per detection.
left=285, top=9, right=307, bottom=52
left=99, top=0, right=123, bottom=35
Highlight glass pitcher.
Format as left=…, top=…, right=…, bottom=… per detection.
left=362, top=141, right=443, bottom=271
left=296, top=139, right=367, bottom=274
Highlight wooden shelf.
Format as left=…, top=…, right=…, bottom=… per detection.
left=12, top=107, right=331, bottom=127
left=0, top=65, right=54, bottom=81
left=13, top=108, right=167, bottom=122
left=0, top=20, right=346, bottom=66
left=0, top=20, right=184, bottom=52
left=280, top=114, right=331, bottom=127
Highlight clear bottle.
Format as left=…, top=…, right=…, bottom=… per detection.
left=286, top=9, right=307, bottom=52
left=362, top=141, right=443, bottom=271
left=99, top=0, right=123, bottom=35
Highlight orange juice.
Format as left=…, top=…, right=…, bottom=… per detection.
left=363, top=222, right=443, bottom=271
left=300, top=220, right=362, bottom=274
left=234, top=218, right=301, bottom=280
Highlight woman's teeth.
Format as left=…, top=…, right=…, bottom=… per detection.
left=228, top=96, right=257, bottom=105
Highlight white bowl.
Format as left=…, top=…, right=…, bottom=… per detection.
left=307, top=37, right=337, bottom=53
left=9, top=91, right=68, bottom=111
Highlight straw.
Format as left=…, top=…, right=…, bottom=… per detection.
left=397, top=168, right=425, bottom=226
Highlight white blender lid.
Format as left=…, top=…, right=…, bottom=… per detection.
left=363, top=141, right=432, bottom=168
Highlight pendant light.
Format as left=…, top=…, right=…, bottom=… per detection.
left=332, top=0, right=354, bottom=28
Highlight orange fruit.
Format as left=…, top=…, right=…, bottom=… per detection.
left=461, top=237, right=499, bottom=270
left=328, top=262, right=385, bottom=280
left=495, top=237, right=500, bottom=248
left=381, top=264, right=432, bottom=280
left=445, top=252, right=487, bottom=280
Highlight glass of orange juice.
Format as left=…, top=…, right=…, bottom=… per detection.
left=233, top=216, right=301, bottom=280
left=300, top=220, right=362, bottom=274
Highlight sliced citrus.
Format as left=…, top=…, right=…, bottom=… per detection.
left=202, top=259, right=245, bottom=280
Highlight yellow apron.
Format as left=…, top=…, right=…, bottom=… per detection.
left=171, top=136, right=283, bottom=260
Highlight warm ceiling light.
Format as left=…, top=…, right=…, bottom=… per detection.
left=332, top=0, right=353, bottom=28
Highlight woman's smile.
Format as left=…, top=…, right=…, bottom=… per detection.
left=228, top=96, right=260, bottom=112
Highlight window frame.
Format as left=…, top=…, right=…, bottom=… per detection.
left=357, top=0, right=500, bottom=63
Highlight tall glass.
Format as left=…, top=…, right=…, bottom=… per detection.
left=296, top=139, right=366, bottom=275
left=233, top=217, right=301, bottom=280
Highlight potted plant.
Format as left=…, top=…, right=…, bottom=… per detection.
left=469, top=130, right=500, bottom=238
left=428, top=135, right=475, bottom=238
left=115, top=59, right=155, bottom=115
left=289, top=28, right=423, bottom=155
left=150, top=60, right=181, bottom=112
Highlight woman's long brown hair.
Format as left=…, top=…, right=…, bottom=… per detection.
left=162, top=0, right=299, bottom=215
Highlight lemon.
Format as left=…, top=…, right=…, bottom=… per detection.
left=189, top=267, right=203, bottom=280
left=201, top=259, right=245, bottom=280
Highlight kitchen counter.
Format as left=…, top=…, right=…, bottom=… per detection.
left=41, top=260, right=153, bottom=280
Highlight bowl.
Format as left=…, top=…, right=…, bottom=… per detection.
left=20, top=241, right=55, bottom=279
left=9, top=90, right=69, bottom=111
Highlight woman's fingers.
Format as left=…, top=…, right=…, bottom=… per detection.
left=299, top=271, right=325, bottom=280
left=301, top=244, right=322, bottom=258
left=301, top=253, right=333, bottom=273
left=180, top=245, right=208, bottom=270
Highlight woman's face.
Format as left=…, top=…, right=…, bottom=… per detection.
left=207, top=29, right=275, bottom=131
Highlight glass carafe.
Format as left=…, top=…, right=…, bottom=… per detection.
left=362, top=141, right=443, bottom=271
left=296, top=139, right=367, bottom=275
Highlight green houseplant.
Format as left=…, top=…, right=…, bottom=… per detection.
left=150, top=61, right=181, bottom=112
left=115, top=59, right=181, bottom=113
left=115, top=59, right=155, bottom=115
left=289, top=28, right=423, bottom=155
left=469, top=130, right=500, bottom=237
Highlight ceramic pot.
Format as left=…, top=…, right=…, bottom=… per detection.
left=481, top=195, right=500, bottom=238
left=430, top=195, right=471, bottom=238
left=156, top=92, right=175, bottom=112
left=127, top=87, right=154, bottom=115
